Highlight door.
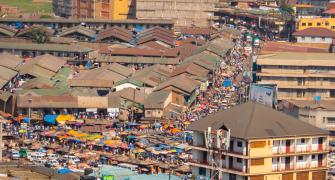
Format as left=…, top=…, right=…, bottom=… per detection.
left=285, top=157, right=290, bottom=170
left=318, top=154, right=323, bottom=167
left=286, top=140, right=291, bottom=153
left=318, top=137, right=323, bottom=151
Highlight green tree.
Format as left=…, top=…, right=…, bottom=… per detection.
left=27, top=28, right=50, bottom=44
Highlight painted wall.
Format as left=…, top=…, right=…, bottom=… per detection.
left=296, top=36, right=333, bottom=44
left=115, top=83, right=139, bottom=91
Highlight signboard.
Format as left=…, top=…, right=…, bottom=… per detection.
left=250, top=84, right=276, bottom=107
left=102, top=175, right=115, bottom=180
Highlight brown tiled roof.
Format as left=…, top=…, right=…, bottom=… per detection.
left=96, top=26, right=133, bottom=42
left=293, top=27, right=335, bottom=37
left=261, top=41, right=329, bottom=53
left=324, top=8, right=335, bottom=15
left=17, top=95, right=78, bottom=108
left=171, top=63, right=209, bottom=78
left=137, top=26, right=174, bottom=46
left=155, top=74, right=200, bottom=95
left=0, top=52, right=23, bottom=70
left=138, top=41, right=170, bottom=51
left=180, top=27, right=213, bottom=35
left=103, top=48, right=178, bottom=57
left=188, top=102, right=328, bottom=139
left=111, top=87, right=145, bottom=104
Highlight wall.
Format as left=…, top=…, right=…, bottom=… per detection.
left=115, top=83, right=139, bottom=91
left=136, top=0, right=217, bottom=27
left=296, top=36, right=333, bottom=44
left=249, top=157, right=272, bottom=174
left=249, top=140, right=272, bottom=157
left=145, top=109, right=163, bottom=118
left=296, top=18, right=335, bottom=31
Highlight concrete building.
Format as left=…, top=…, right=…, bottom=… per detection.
left=53, top=0, right=135, bottom=19
left=296, top=18, right=335, bottom=31
left=281, top=100, right=335, bottom=132
left=136, top=0, right=218, bottom=27
left=293, top=27, right=335, bottom=44
left=188, top=102, right=329, bottom=180
left=286, top=0, right=328, bottom=18
left=256, top=52, right=335, bottom=100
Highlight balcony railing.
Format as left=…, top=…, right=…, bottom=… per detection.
left=274, top=145, right=328, bottom=154
left=272, top=162, right=327, bottom=172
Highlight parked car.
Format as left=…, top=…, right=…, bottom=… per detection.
left=10, top=150, right=20, bottom=160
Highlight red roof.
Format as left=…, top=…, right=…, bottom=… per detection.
left=261, top=42, right=329, bottom=53
left=293, top=27, right=335, bottom=38
left=101, top=47, right=178, bottom=57
left=324, top=8, right=335, bottom=15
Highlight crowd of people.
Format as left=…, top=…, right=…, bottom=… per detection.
left=0, top=24, right=261, bottom=179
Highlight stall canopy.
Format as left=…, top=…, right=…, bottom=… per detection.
left=44, top=115, right=57, bottom=125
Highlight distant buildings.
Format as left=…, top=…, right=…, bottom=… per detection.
left=136, top=0, right=217, bottom=27
left=293, top=27, right=335, bottom=44
left=296, top=18, right=335, bottom=31
left=53, top=0, right=135, bottom=20
left=256, top=52, right=335, bottom=100
left=281, top=100, right=335, bottom=132
left=188, top=102, right=329, bottom=180
left=286, top=0, right=328, bottom=18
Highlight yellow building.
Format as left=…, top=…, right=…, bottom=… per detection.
left=188, top=102, right=329, bottom=180
left=296, top=18, right=335, bottom=31
left=53, top=0, right=135, bottom=20
left=94, top=0, right=135, bottom=20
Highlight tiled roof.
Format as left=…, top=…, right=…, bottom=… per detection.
left=293, top=27, right=335, bottom=37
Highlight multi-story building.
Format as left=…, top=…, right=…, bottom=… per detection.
left=296, top=18, right=335, bottom=31
left=53, top=0, right=135, bottom=19
left=281, top=100, right=335, bottom=133
left=136, top=0, right=218, bottom=27
left=256, top=52, right=335, bottom=100
left=188, top=102, right=329, bottom=180
left=286, top=0, right=328, bottom=18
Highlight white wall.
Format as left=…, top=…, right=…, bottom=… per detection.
left=296, top=138, right=308, bottom=152
left=193, top=131, right=205, bottom=147
left=296, top=36, right=333, bottom=44
left=115, top=83, right=139, bottom=91
left=232, top=139, right=247, bottom=155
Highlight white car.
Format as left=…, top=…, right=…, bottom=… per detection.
left=47, top=154, right=59, bottom=160
left=63, top=155, right=80, bottom=164
left=10, top=150, right=20, bottom=160
left=48, top=159, right=60, bottom=167
left=34, top=159, right=47, bottom=167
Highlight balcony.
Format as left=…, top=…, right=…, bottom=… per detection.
left=296, top=146, right=311, bottom=153
left=296, top=163, right=309, bottom=170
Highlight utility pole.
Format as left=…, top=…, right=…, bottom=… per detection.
left=0, top=119, right=5, bottom=162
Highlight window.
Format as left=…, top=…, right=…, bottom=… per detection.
left=147, top=111, right=151, bottom=114
left=199, top=167, right=206, bottom=176
left=323, top=117, right=326, bottom=123
left=251, top=158, right=264, bottom=166
left=328, top=117, right=335, bottom=124
left=330, top=90, right=335, bottom=97
left=311, top=37, right=315, bottom=41
left=302, top=23, right=306, bottom=26
left=312, top=154, right=316, bottom=159
left=301, top=139, right=305, bottom=143
left=322, top=37, right=326, bottom=41
left=332, top=26, right=335, bottom=29
left=236, top=158, right=242, bottom=163
left=308, top=23, right=312, bottom=26
left=326, top=22, right=329, bottom=26
left=298, top=156, right=303, bottom=160
left=317, top=22, right=321, bottom=26
left=301, top=36, right=305, bottom=40
left=237, top=141, right=243, bottom=147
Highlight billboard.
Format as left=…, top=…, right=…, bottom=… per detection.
left=250, top=84, right=276, bottom=107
